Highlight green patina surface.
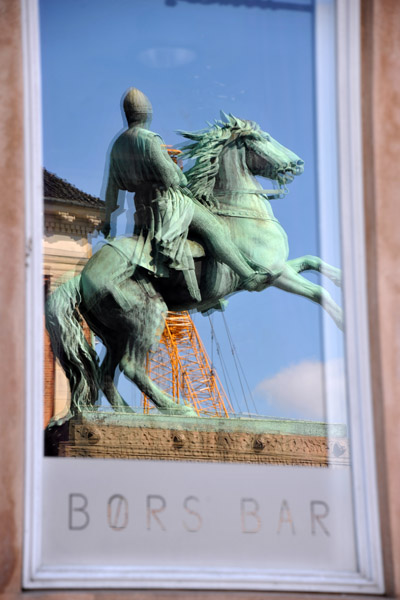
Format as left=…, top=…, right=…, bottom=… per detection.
left=79, top=411, right=347, bottom=438
left=45, top=87, right=343, bottom=428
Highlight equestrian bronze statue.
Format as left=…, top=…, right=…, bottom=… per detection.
left=46, top=88, right=342, bottom=426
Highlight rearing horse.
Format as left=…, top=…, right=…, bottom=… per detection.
left=46, top=114, right=342, bottom=426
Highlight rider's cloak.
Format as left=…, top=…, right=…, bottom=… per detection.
left=104, top=126, right=201, bottom=303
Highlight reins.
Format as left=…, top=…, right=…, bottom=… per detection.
left=209, top=206, right=279, bottom=222
left=213, top=187, right=288, bottom=200
left=209, top=188, right=286, bottom=222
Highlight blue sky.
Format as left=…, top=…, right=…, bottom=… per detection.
left=40, top=0, right=345, bottom=421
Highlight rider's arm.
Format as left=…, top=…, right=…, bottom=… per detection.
left=102, top=166, right=120, bottom=237
left=148, top=135, right=187, bottom=190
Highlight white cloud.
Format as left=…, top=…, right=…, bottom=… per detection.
left=254, top=358, right=346, bottom=422
left=138, top=47, right=196, bottom=69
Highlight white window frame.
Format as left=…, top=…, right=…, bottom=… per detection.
left=22, top=0, right=384, bottom=592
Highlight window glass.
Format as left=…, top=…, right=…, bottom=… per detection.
left=41, top=0, right=342, bottom=422
left=27, top=0, right=382, bottom=592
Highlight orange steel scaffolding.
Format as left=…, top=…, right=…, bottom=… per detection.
left=142, top=311, right=233, bottom=417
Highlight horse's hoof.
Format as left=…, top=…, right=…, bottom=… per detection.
left=333, top=273, right=342, bottom=287
left=163, top=404, right=197, bottom=417
left=327, top=267, right=342, bottom=287
left=47, top=410, right=74, bottom=428
left=179, top=405, right=198, bottom=417
left=114, top=405, right=136, bottom=414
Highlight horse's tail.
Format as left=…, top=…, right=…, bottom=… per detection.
left=45, top=275, right=100, bottom=424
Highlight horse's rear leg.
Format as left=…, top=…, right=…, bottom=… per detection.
left=100, top=345, right=135, bottom=413
left=121, top=361, right=197, bottom=416
left=117, top=292, right=197, bottom=416
left=287, top=255, right=341, bottom=287
left=274, top=264, right=343, bottom=330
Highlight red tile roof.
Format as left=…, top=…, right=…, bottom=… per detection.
left=43, top=169, right=104, bottom=208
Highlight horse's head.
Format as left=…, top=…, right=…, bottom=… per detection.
left=229, top=117, right=304, bottom=187
left=179, top=114, right=304, bottom=206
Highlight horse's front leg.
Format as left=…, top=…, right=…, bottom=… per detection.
left=273, top=264, right=343, bottom=330
left=287, top=255, right=341, bottom=287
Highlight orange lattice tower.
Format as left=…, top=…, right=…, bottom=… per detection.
left=143, top=311, right=233, bottom=417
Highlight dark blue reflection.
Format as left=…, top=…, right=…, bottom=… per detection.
left=165, top=0, right=313, bottom=12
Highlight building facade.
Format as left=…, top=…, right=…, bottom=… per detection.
left=43, top=169, right=104, bottom=427
left=0, top=0, right=399, bottom=598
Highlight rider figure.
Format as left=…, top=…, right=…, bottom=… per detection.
left=102, top=87, right=265, bottom=300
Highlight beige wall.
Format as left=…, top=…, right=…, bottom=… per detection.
left=0, top=0, right=399, bottom=598
left=362, top=1, right=400, bottom=596
left=0, top=0, right=25, bottom=597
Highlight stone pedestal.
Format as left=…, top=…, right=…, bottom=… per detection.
left=58, top=412, right=349, bottom=467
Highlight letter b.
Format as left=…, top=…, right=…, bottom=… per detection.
left=241, top=498, right=261, bottom=534
left=69, top=493, right=89, bottom=530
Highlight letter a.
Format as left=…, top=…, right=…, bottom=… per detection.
left=277, top=500, right=295, bottom=534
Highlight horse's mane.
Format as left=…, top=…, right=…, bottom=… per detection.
left=179, top=113, right=260, bottom=207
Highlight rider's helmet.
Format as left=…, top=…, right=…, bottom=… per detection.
left=123, top=87, right=153, bottom=128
